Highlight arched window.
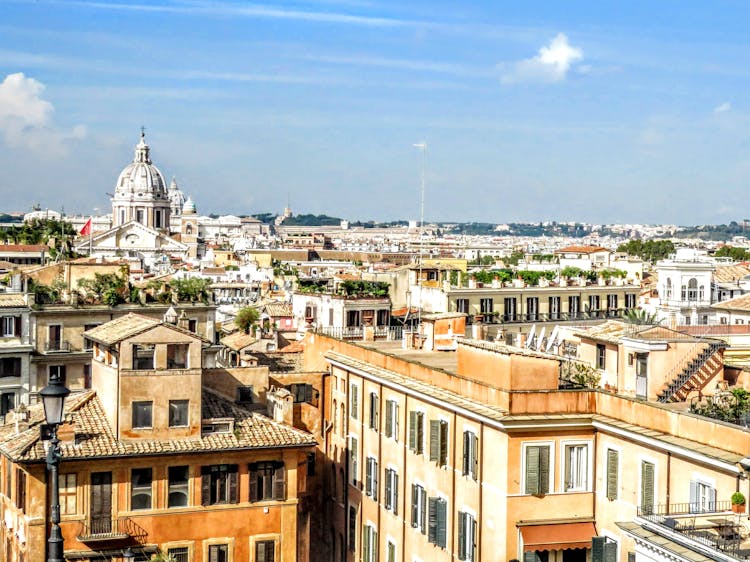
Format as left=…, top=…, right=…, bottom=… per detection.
left=687, top=278, right=698, bottom=301
left=681, top=285, right=687, bottom=301
left=185, top=224, right=193, bottom=235
left=699, top=285, right=705, bottom=300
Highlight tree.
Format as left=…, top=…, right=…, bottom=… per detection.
left=715, top=245, right=750, bottom=261
left=236, top=307, right=260, bottom=334
left=623, top=308, right=661, bottom=325
left=617, top=240, right=675, bottom=263
left=171, top=277, right=212, bottom=303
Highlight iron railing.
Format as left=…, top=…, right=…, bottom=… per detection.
left=77, top=517, right=147, bottom=542
left=44, top=340, right=70, bottom=352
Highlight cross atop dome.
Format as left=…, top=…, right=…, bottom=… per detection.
left=134, top=128, right=151, bottom=164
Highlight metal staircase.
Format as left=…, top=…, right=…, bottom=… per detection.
left=657, top=342, right=726, bottom=403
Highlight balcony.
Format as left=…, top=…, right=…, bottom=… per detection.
left=637, top=502, right=750, bottom=559
left=468, top=309, right=629, bottom=324
left=44, top=340, right=71, bottom=353
left=77, top=517, right=147, bottom=543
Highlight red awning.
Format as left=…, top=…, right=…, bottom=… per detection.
left=520, top=522, right=597, bottom=552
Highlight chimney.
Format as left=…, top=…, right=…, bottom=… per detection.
left=266, top=386, right=294, bottom=426
left=178, top=310, right=189, bottom=330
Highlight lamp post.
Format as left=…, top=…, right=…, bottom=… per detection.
left=123, top=547, right=135, bottom=561
left=40, top=374, right=70, bottom=562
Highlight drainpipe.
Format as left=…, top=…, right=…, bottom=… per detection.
left=666, top=452, right=671, bottom=515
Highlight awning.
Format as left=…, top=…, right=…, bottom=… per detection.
left=520, top=522, right=597, bottom=552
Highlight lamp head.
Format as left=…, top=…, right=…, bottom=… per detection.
left=39, top=375, right=70, bottom=426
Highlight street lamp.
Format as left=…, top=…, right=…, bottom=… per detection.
left=40, top=374, right=70, bottom=562
left=123, top=547, right=135, bottom=561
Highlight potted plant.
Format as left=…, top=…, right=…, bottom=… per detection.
left=731, top=491, right=746, bottom=513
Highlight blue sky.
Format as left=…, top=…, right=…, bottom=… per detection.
left=1, top=0, right=750, bottom=224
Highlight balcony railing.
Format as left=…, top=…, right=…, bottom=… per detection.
left=467, top=309, right=629, bottom=324
left=77, top=517, right=147, bottom=542
left=316, top=326, right=403, bottom=341
left=44, top=340, right=70, bottom=352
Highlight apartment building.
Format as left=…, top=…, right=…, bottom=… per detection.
left=0, top=313, right=317, bottom=561
left=305, top=328, right=750, bottom=562
left=0, top=292, right=33, bottom=415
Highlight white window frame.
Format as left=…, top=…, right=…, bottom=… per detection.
left=561, top=440, right=592, bottom=492
left=349, top=382, right=360, bottom=420
left=521, top=441, right=555, bottom=495
left=384, top=467, right=398, bottom=513
left=1, top=316, right=14, bottom=337
left=385, top=398, right=399, bottom=441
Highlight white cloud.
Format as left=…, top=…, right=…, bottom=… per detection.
left=0, top=72, right=86, bottom=153
left=714, top=102, right=731, bottom=113
left=499, top=33, right=583, bottom=84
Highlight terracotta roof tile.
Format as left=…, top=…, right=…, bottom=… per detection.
left=221, top=331, right=256, bottom=351
left=84, top=313, right=160, bottom=345
left=0, top=293, right=27, bottom=308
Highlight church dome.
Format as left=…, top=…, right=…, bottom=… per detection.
left=113, top=131, right=168, bottom=201
left=168, top=177, right=186, bottom=215
left=182, top=196, right=197, bottom=215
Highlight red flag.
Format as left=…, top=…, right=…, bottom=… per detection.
left=79, top=217, right=92, bottom=236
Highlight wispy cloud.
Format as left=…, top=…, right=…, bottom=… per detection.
left=0, top=73, right=86, bottom=154
left=499, top=33, right=583, bottom=84
left=302, top=53, right=490, bottom=78
left=714, top=101, right=732, bottom=113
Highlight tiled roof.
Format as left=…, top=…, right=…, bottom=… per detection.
left=0, top=389, right=315, bottom=463
left=571, top=320, right=629, bottom=344
left=0, top=293, right=27, bottom=308
left=711, top=293, right=750, bottom=312
left=713, top=264, right=750, bottom=283
left=263, top=302, right=293, bottom=317
left=83, top=313, right=160, bottom=345
left=221, top=331, right=256, bottom=351
left=0, top=260, right=17, bottom=270
left=0, top=244, right=48, bottom=253
left=556, top=245, right=609, bottom=254
left=573, top=321, right=711, bottom=344
left=276, top=340, right=304, bottom=353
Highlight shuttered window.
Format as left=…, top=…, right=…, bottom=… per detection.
left=385, top=400, right=398, bottom=440
left=386, top=541, right=396, bottom=562
left=350, top=437, right=359, bottom=486
left=255, top=540, right=275, bottom=562
left=427, top=497, right=447, bottom=548
left=411, top=484, right=427, bottom=533
left=592, top=536, right=617, bottom=562
left=365, top=457, right=378, bottom=498
left=348, top=506, right=357, bottom=551
left=350, top=383, right=359, bottom=420
left=640, top=461, right=655, bottom=514
left=689, top=479, right=716, bottom=513
left=201, top=465, right=238, bottom=506
left=208, top=544, right=229, bottom=562
left=462, top=431, right=478, bottom=480
left=458, top=511, right=477, bottom=561
left=429, top=420, right=448, bottom=466
left=363, top=524, right=378, bottom=562
left=369, top=393, right=379, bottom=430
left=606, top=449, right=618, bottom=501
left=524, top=445, right=550, bottom=495
left=384, top=468, right=398, bottom=514
left=408, top=411, right=424, bottom=455
left=249, top=461, right=286, bottom=502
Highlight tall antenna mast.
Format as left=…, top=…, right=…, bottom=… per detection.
left=413, top=142, right=426, bottom=327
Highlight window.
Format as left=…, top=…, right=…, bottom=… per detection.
left=132, top=401, right=153, bottom=429
left=377, top=309, right=390, bottom=327
left=427, top=497, right=447, bottom=548
left=59, top=473, right=77, bottom=514
left=607, top=294, right=618, bottom=315
left=130, top=468, right=152, bottom=510
left=0, top=358, right=21, bottom=378
left=48, top=324, right=62, bottom=350
left=665, top=279, right=672, bottom=299
left=350, top=383, right=359, bottom=420
left=480, top=298, right=493, bottom=322
left=167, top=547, right=189, bottom=562
left=168, top=466, right=189, bottom=507
left=408, top=411, right=425, bottom=455
left=136, top=209, right=145, bottom=224
left=169, top=400, right=189, bottom=427
left=208, top=544, right=228, bottom=562
left=49, top=364, right=66, bottom=385
left=456, top=299, right=469, bottom=315
left=462, top=431, right=478, bottom=480
left=596, top=344, right=606, bottom=370
left=549, top=296, right=561, bottom=320
left=591, top=537, right=618, bottom=562
left=133, top=344, right=155, bottom=370
left=369, top=392, right=379, bottom=430
left=526, top=297, right=539, bottom=321
left=625, top=294, right=636, bottom=309
left=569, top=296, right=580, bottom=318
left=589, top=295, right=600, bottom=315
left=640, top=461, right=655, bottom=515
left=290, top=383, right=315, bottom=404
left=504, top=297, right=517, bottom=321
left=524, top=444, right=550, bottom=495
left=249, top=461, right=285, bottom=501
left=687, top=278, right=698, bottom=301
left=429, top=419, right=448, bottom=466
left=387, top=541, right=396, bottom=562
left=83, top=323, right=100, bottom=349
left=1, top=316, right=18, bottom=337
left=689, top=480, right=717, bottom=513
left=348, top=506, right=357, bottom=551
left=384, top=468, right=398, bottom=514
left=166, top=344, right=188, bottom=369
left=564, top=444, right=588, bottom=491
left=365, top=457, right=378, bottom=498
left=0, top=393, right=15, bottom=415
left=411, top=484, right=427, bottom=533
left=606, top=449, right=618, bottom=500
left=255, top=540, right=275, bottom=562
left=188, top=319, right=198, bottom=333
left=201, top=464, right=239, bottom=505
left=385, top=399, right=398, bottom=440
left=363, top=524, right=378, bottom=562
left=349, top=436, right=358, bottom=485
left=15, top=469, right=25, bottom=510
left=458, top=511, right=477, bottom=562
left=237, top=386, right=254, bottom=404
left=346, top=310, right=361, bottom=327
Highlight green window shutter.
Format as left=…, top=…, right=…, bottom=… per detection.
left=471, top=517, right=477, bottom=561
left=429, top=420, right=441, bottom=462
left=411, top=484, right=418, bottom=527
left=366, top=458, right=373, bottom=495
left=420, top=488, right=427, bottom=534
left=373, top=459, right=378, bottom=498
left=439, top=421, right=448, bottom=466
left=524, top=552, right=540, bottom=562
left=384, top=469, right=392, bottom=509
left=592, top=536, right=605, bottom=562
left=462, top=431, right=470, bottom=476
left=373, top=529, right=379, bottom=562
left=363, top=526, right=371, bottom=562
left=387, top=542, right=395, bottom=562
left=393, top=473, right=399, bottom=516
left=606, top=449, right=618, bottom=500
left=641, top=461, right=655, bottom=514
left=539, top=446, right=550, bottom=494
left=385, top=400, right=393, bottom=437
left=427, top=497, right=438, bottom=543
left=409, top=411, right=417, bottom=451
left=370, top=393, right=379, bottom=430
left=604, top=542, right=617, bottom=562
left=394, top=403, right=399, bottom=439
left=525, top=446, right=540, bottom=495
left=417, top=413, right=424, bottom=454
left=436, top=498, right=447, bottom=548
left=351, top=384, right=358, bottom=419
left=471, top=434, right=479, bottom=480
left=458, top=512, right=467, bottom=560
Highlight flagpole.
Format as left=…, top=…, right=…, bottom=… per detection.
left=89, top=216, right=92, bottom=256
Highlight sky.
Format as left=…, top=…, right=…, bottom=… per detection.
left=1, top=0, right=750, bottom=225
